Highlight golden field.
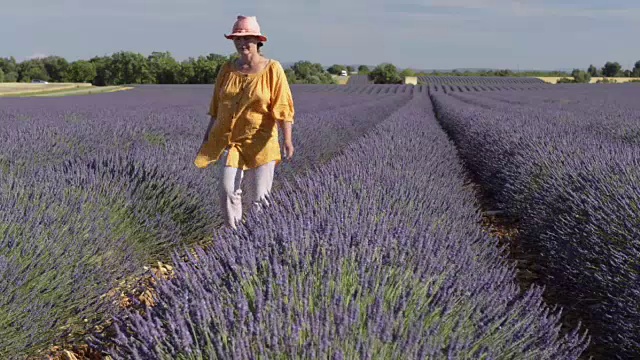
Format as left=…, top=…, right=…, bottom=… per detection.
left=536, top=77, right=640, bottom=84
left=0, top=83, right=132, bottom=97
left=330, top=75, right=350, bottom=85
left=0, top=82, right=92, bottom=95
left=33, top=86, right=133, bottom=97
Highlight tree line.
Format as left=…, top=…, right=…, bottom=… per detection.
left=1, top=52, right=638, bottom=85
left=0, top=51, right=401, bottom=86
left=358, top=61, right=640, bottom=84
left=0, top=51, right=344, bottom=86
left=0, top=52, right=385, bottom=86
left=559, top=61, right=640, bottom=83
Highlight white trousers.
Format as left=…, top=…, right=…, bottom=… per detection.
left=218, top=151, right=275, bottom=229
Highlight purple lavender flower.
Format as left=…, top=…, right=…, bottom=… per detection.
left=91, top=92, right=587, bottom=359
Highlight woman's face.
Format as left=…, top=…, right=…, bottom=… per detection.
left=233, top=36, right=260, bottom=55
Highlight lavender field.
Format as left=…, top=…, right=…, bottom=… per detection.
left=417, top=76, right=546, bottom=85
left=1, top=82, right=638, bottom=359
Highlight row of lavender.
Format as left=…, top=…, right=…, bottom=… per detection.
left=0, top=86, right=412, bottom=358
left=431, top=87, right=640, bottom=359
left=319, top=84, right=549, bottom=94
left=418, top=76, right=545, bottom=85
left=345, top=74, right=371, bottom=85
left=346, top=75, right=546, bottom=86
left=458, top=83, right=640, bottom=111
left=90, top=94, right=587, bottom=359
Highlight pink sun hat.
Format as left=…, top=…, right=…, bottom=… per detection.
left=224, top=15, right=268, bottom=42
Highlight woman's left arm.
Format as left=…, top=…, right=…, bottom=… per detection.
left=278, top=120, right=293, bottom=143
left=271, top=62, right=296, bottom=159
left=278, top=120, right=294, bottom=159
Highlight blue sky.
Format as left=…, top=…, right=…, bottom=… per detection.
left=2, top=0, right=638, bottom=70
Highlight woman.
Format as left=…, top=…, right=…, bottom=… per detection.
left=194, top=15, right=295, bottom=229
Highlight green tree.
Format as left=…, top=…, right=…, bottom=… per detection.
left=17, top=59, right=49, bottom=82
left=368, top=63, right=402, bottom=84
left=357, top=65, right=369, bottom=74
left=587, top=64, right=599, bottom=77
left=290, top=61, right=313, bottom=79
left=148, top=51, right=181, bottom=84
left=400, top=68, right=416, bottom=77
left=175, top=54, right=228, bottom=84
left=633, top=60, right=640, bottom=77
left=0, top=57, right=18, bottom=79
left=346, top=66, right=354, bottom=73
left=495, top=69, right=514, bottom=77
left=326, top=64, right=346, bottom=75
left=3, top=71, right=18, bottom=82
left=571, top=69, right=591, bottom=83
left=0, top=68, right=4, bottom=83
left=89, top=56, right=113, bottom=86
left=556, top=77, right=575, bottom=84
left=179, top=58, right=197, bottom=84
left=65, top=60, right=97, bottom=83
left=190, top=54, right=226, bottom=84
left=284, top=68, right=297, bottom=84
left=108, top=51, right=154, bottom=85
left=42, top=56, right=69, bottom=82
left=289, top=61, right=334, bottom=84
left=601, top=61, right=622, bottom=77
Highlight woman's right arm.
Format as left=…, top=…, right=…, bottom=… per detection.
left=202, top=63, right=227, bottom=143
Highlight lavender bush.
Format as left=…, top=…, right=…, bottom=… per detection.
left=431, top=88, right=640, bottom=359
left=476, top=83, right=640, bottom=110
left=0, top=85, right=410, bottom=358
left=346, top=75, right=372, bottom=85
left=93, top=94, right=587, bottom=359
left=0, top=178, right=142, bottom=358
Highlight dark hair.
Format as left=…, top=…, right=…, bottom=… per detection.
left=257, top=41, right=264, bottom=54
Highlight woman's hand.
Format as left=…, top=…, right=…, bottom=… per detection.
left=279, top=120, right=294, bottom=160
left=283, top=140, right=294, bottom=160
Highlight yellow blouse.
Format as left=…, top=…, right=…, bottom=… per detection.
left=194, top=59, right=295, bottom=170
